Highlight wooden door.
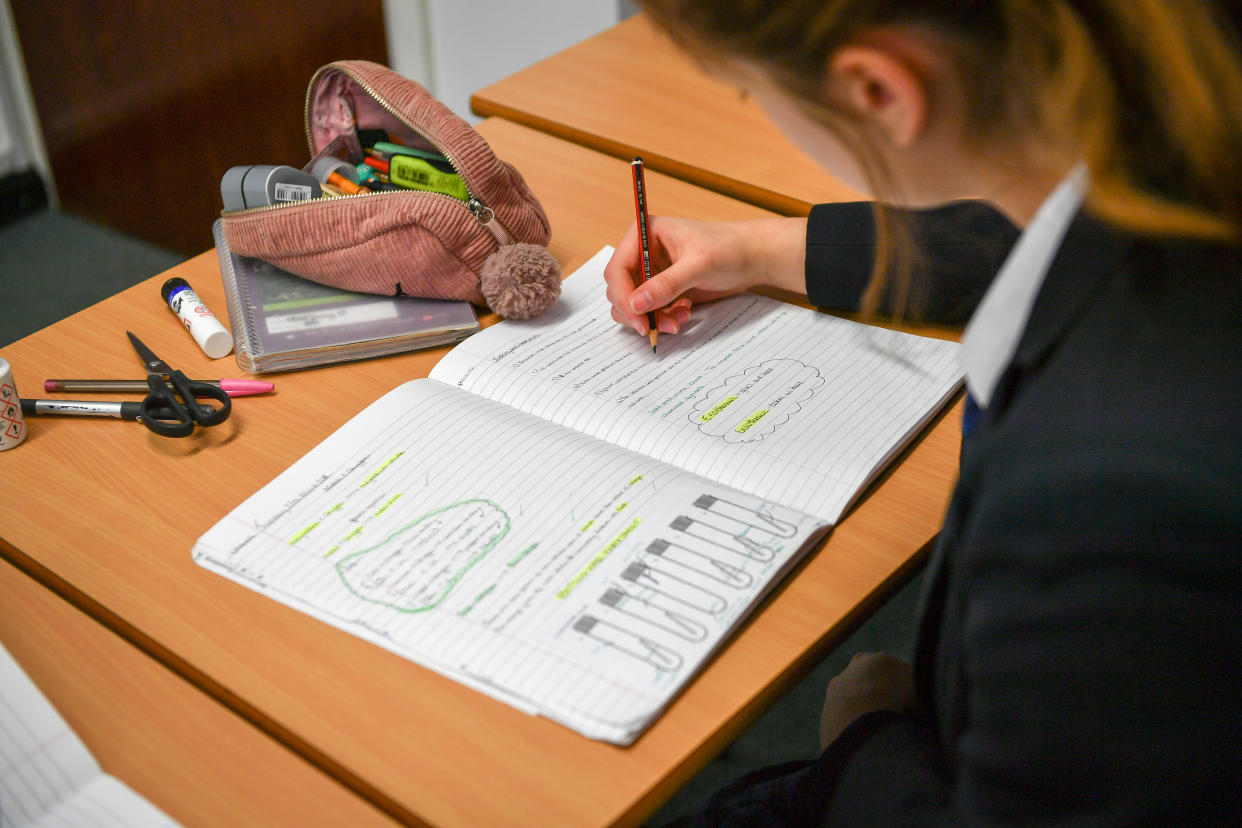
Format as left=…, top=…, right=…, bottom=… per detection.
left=11, top=0, right=388, bottom=255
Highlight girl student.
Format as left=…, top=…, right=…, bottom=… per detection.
left=603, top=1, right=1242, bottom=824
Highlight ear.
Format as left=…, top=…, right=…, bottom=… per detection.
left=827, top=45, right=928, bottom=148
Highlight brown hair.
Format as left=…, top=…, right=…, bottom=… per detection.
left=640, top=0, right=1242, bottom=315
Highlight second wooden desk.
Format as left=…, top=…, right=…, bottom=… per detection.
left=471, top=13, right=863, bottom=216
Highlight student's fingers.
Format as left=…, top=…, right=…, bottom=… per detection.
left=628, top=257, right=707, bottom=315
left=607, top=217, right=710, bottom=337
left=611, top=298, right=690, bottom=336
left=604, top=224, right=646, bottom=329
left=656, top=311, right=681, bottom=335
left=611, top=303, right=648, bottom=335
left=655, top=299, right=693, bottom=334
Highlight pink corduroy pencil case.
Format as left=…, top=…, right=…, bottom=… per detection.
left=218, top=60, right=560, bottom=319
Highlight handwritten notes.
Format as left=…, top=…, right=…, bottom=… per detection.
left=432, top=247, right=962, bottom=523
left=193, top=247, right=961, bottom=743
left=194, top=381, right=828, bottom=743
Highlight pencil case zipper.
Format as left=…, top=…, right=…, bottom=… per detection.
left=219, top=65, right=514, bottom=247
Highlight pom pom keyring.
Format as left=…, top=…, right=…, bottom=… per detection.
left=480, top=243, right=562, bottom=319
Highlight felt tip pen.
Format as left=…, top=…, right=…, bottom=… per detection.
left=362, top=155, right=390, bottom=174
left=327, top=171, right=368, bottom=195
left=43, top=378, right=274, bottom=397
left=364, top=177, right=401, bottom=192
left=371, top=142, right=454, bottom=170
left=21, top=399, right=179, bottom=421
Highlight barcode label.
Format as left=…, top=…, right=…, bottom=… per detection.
left=273, top=183, right=314, bottom=202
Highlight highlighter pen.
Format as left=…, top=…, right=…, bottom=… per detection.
left=631, top=157, right=658, bottom=353
left=44, top=379, right=274, bottom=397
left=21, top=399, right=179, bottom=421
left=387, top=155, right=469, bottom=200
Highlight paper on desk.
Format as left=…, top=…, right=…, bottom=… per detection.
left=0, top=642, right=180, bottom=828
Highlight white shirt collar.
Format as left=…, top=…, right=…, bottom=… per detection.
left=961, top=164, right=1088, bottom=407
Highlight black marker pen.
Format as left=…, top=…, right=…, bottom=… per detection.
left=21, top=399, right=178, bottom=421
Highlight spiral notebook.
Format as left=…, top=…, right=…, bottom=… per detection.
left=212, top=220, right=479, bottom=373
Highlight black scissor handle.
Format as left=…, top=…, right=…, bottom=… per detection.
left=138, top=375, right=195, bottom=437
left=173, top=371, right=232, bottom=426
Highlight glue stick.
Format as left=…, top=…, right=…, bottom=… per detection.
left=161, top=278, right=233, bottom=359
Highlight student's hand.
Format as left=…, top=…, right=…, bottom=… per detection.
left=819, top=652, right=915, bottom=750
left=603, top=216, right=808, bottom=337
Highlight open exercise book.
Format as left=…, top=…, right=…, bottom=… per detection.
left=192, top=247, right=962, bottom=745
left=0, top=643, right=179, bottom=828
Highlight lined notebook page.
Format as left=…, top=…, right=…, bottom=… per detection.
left=432, top=247, right=962, bottom=524
left=193, top=380, right=827, bottom=744
left=0, top=643, right=178, bottom=828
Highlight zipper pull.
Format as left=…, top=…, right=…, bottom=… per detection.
left=468, top=197, right=513, bottom=245
left=467, top=197, right=494, bottom=224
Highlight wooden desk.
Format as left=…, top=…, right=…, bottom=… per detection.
left=471, top=13, right=862, bottom=216
left=0, top=560, right=396, bottom=827
left=0, top=119, right=958, bottom=827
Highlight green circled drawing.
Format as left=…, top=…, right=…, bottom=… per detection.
left=334, top=498, right=510, bottom=613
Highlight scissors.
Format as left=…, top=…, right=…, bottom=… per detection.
left=127, top=331, right=231, bottom=437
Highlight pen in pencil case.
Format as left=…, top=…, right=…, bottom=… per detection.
left=368, top=142, right=455, bottom=172
left=44, top=379, right=274, bottom=397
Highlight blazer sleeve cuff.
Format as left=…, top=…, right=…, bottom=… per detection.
left=804, top=201, right=878, bottom=311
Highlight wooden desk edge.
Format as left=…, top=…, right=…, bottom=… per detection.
left=0, top=536, right=427, bottom=827
left=471, top=96, right=815, bottom=217
left=0, top=558, right=400, bottom=827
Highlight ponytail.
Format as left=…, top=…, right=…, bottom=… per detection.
left=1044, top=0, right=1242, bottom=239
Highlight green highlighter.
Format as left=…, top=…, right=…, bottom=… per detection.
left=387, top=154, right=469, bottom=200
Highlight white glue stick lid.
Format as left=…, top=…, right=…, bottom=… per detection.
left=198, top=327, right=234, bottom=359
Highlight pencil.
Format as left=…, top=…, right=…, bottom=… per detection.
left=631, top=157, right=659, bottom=353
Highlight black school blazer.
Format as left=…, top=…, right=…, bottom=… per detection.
left=804, top=202, right=1242, bottom=824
